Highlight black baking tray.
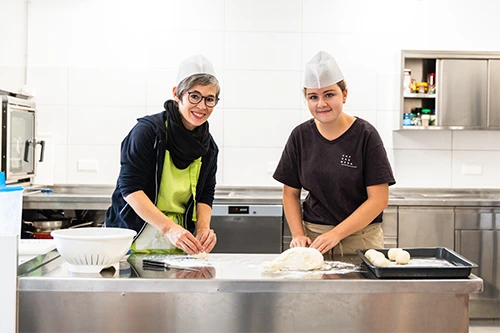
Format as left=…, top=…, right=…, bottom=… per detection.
left=356, top=247, right=478, bottom=279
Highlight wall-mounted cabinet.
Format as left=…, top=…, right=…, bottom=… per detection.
left=399, top=50, right=500, bottom=130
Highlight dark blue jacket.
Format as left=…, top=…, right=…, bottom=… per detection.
left=105, top=110, right=218, bottom=239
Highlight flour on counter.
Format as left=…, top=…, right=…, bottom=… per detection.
left=261, top=261, right=361, bottom=279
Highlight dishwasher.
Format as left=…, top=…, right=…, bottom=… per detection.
left=210, top=205, right=283, bottom=253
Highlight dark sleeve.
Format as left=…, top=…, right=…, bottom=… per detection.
left=364, top=130, right=396, bottom=187
left=118, top=122, right=157, bottom=197
left=197, top=143, right=218, bottom=207
left=273, top=130, right=302, bottom=189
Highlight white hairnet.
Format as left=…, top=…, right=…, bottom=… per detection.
left=303, top=51, right=344, bottom=89
left=176, top=54, right=217, bottom=85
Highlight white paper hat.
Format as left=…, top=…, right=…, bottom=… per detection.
left=176, top=54, right=217, bottom=85
left=303, top=51, right=344, bottom=89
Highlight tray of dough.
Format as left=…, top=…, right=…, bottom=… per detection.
left=356, top=247, right=478, bottom=279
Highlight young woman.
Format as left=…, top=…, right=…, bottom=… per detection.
left=273, top=51, right=396, bottom=259
left=105, top=54, right=220, bottom=255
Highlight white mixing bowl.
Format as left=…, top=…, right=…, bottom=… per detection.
left=51, top=227, right=136, bottom=273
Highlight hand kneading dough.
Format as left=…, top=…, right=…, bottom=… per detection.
left=261, top=247, right=324, bottom=272
left=388, top=248, right=403, bottom=261
left=395, top=250, right=411, bottom=264
left=190, top=251, right=208, bottom=259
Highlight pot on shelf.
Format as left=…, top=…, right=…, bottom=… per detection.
left=24, top=221, right=94, bottom=239
left=23, top=219, right=73, bottom=233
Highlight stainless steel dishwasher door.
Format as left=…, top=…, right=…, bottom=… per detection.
left=210, top=205, right=282, bottom=253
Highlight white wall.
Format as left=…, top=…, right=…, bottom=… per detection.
left=3, top=0, right=500, bottom=188
left=0, top=0, right=26, bottom=92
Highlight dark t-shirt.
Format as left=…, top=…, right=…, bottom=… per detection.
left=273, top=117, right=396, bottom=226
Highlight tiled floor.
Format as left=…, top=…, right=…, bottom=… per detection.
left=469, top=319, right=500, bottom=333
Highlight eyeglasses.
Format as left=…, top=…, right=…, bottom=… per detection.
left=187, top=91, right=219, bottom=107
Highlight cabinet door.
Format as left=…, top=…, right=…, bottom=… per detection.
left=381, top=206, right=398, bottom=248
left=438, top=59, right=488, bottom=127
left=496, top=231, right=500, bottom=299
left=398, top=207, right=454, bottom=249
left=490, top=59, right=500, bottom=127
left=458, top=230, right=498, bottom=299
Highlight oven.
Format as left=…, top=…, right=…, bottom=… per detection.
left=1, top=94, right=44, bottom=184
left=210, top=204, right=283, bottom=254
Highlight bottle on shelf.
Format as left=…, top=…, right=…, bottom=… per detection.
left=421, top=108, right=431, bottom=126
left=427, top=73, right=436, bottom=94
left=413, top=112, right=422, bottom=126
left=429, top=109, right=436, bottom=126
left=403, top=69, right=412, bottom=95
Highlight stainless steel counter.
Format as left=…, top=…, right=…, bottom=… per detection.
left=18, top=253, right=482, bottom=333
left=22, top=184, right=500, bottom=209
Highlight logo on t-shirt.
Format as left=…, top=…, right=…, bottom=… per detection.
left=340, top=154, right=357, bottom=168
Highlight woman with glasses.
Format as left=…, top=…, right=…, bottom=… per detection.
left=105, top=54, right=220, bottom=256
left=273, top=51, right=396, bottom=260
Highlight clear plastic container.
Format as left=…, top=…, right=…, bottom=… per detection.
left=0, top=172, right=24, bottom=237
left=403, top=113, right=413, bottom=126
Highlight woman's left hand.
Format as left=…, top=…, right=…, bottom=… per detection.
left=196, top=228, right=217, bottom=253
left=310, top=231, right=340, bottom=254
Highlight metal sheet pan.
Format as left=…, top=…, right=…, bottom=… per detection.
left=357, top=247, right=478, bottom=279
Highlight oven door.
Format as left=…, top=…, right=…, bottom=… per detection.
left=210, top=204, right=283, bottom=254
left=2, top=97, right=38, bottom=183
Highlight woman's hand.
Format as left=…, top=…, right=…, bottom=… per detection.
left=290, top=235, right=312, bottom=248
left=196, top=228, right=217, bottom=253
left=309, top=231, right=340, bottom=254
left=165, top=223, right=204, bottom=255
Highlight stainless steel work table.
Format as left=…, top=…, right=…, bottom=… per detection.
left=18, top=253, right=483, bottom=333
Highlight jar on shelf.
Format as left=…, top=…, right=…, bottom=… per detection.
left=421, top=108, right=431, bottom=126
left=403, top=113, right=413, bottom=126
left=413, top=113, right=422, bottom=126
left=417, top=82, right=428, bottom=94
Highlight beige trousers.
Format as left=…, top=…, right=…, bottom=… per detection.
left=303, top=221, right=384, bottom=260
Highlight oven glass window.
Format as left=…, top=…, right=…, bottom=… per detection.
left=9, top=109, right=35, bottom=175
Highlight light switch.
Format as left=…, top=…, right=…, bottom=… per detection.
left=462, top=164, right=482, bottom=175
left=77, top=159, right=99, bottom=172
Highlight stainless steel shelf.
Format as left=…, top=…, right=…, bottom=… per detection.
left=403, top=93, right=436, bottom=98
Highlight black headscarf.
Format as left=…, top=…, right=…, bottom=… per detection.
left=164, top=100, right=210, bottom=169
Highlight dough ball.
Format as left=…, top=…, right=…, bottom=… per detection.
left=372, top=257, right=391, bottom=267
left=190, top=251, right=208, bottom=259
left=261, top=247, right=324, bottom=272
left=365, top=249, right=384, bottom=261
left=396, top=250, right=411, bottom=264
left=388, top=248, right=403, bottom=261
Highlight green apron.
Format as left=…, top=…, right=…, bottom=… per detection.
left=131, top=149, right=202, bottom=254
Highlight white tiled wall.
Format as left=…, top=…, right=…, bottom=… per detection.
left=3, top=0, right=500, bottom=188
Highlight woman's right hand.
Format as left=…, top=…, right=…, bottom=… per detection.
left=165, top=223, right=205, bottom=255
left=290, top=235, right=312, bottom=248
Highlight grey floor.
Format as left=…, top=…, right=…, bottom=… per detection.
left=469, top=319, right=500, bottom=333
